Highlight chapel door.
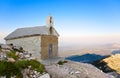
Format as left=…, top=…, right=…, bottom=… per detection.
left=48, top=44, right=53, bottom=58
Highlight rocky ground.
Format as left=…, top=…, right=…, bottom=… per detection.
left=0, top=43, right=120, bottom=78
left=45, top=61, right=114, bottom=78
left=0, top=44, right=50, bottom=78
left=92, top=54, right=120, bottom=78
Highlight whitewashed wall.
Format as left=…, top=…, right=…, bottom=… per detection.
left=6, top=36, right=41, bottom=61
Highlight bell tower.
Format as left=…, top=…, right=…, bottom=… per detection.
left=46, top=15, right=53, bottom=27
left=46, top=15, right=54, bottom=35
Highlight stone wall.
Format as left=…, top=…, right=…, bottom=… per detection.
left=41, top=35, right=58, bottom=60
left=6, top=36, right=41, bottom=61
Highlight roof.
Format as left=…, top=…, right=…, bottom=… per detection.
left=5, top=26, right=59, bottom=40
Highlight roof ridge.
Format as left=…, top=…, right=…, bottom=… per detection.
left=4, top=25, right=59, bottom=40
left=18, top=25, right=47, bottom=29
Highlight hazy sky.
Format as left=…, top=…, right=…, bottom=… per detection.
left=0, top=0, right=120, bottom=46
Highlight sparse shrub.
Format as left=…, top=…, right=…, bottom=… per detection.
left=16, top=59, right=45, bottom=74
left=5, top=62, right=22, bottom=78
left=29, top=59, right=45, bottom=73
left=15, top=60, right=29, bottom=69
left=37, top=64, right=45, bottom=74
left=7, top=51, right=19, bottom=60
left=0, top=46, right=45, bottom=77
left=9, top=50, right=16, bottom=53
left=0, top=59, right=45, bottom=78
left=58, top=61, right=64, bottom=65
left=29, top=59, right=40, bottom=67
left=0, top=61, right=6, bottom=76
left=63, top=60, right=68, bottom=63
left=0, top=60, right=23, bottom=78
left=57, top=60, right=68, bottom=65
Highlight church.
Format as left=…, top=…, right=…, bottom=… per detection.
left=4, top=16, right=59, bottom=61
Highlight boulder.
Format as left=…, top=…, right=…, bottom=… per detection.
left=24, top=54, right=30, bottom=58
left=15, top=52, right=19, bottom=56
left=45, top=61, right=114, bottom=78
left=7, top=58, right=15, bottom=62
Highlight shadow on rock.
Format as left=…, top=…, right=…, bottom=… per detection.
left=65, top=53, right=107, bottom=63
left=92, top=60, right=114, bottom=73
left=92, top=59, right=120, bottom=78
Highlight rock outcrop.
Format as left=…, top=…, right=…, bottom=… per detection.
left=45, top=61, right=114, bottom=78
left=92, top=54, right=120, bottom=78
left=0, top=44, right=117, bottom=78
left=0, top=44, right=50, bottom=78
left=103, top=54, right=120, bottom=74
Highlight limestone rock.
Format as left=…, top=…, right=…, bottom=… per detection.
left=7, top=58, right=15, bottom=62
left=15, top=52, right=19, bottom=56
left=29, top=57, right=36, bottom=60
left=45, top=61, right=114, bottom=78
left=103, top=54, right=120, bottom=74
left=39, top=73, right=50, bottom=78
left=75, top=71, right=80, bottom=74
left=24, top=54, right=30, bottom=58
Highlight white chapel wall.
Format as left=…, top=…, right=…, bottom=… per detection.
left=6, top=36, right=41, bottom=61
